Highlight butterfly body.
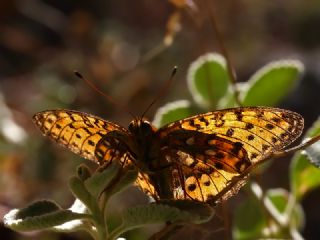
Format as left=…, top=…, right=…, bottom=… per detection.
left=33, top=107, right=304, bottom=203
left=127, top=119, right=160, bottom=169
left=107, top=118, right=181, bottom=200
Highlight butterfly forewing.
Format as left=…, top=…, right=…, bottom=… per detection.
left=33, top=110, right=129, bottom=164
left=160, top=107, right=303, bottom=162
left=157, top=107, right=304, bottom=202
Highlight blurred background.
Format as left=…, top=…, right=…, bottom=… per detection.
left=0, top=0, right=320, bottom=239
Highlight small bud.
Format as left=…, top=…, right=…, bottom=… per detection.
left=77, top=164, right=92, bottom=181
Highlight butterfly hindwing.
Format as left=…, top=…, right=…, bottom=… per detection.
left=136, top=171, right=160, bottom=200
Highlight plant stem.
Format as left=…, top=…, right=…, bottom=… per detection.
left=250, top=182, right=300, bottom=239
left=204, top=0, right=242, bottom=106
left=96, top=221, right=107, bottom=240
left=108, top=224, right=126, bottom=240
left=90, top=197, right=108, bottom=240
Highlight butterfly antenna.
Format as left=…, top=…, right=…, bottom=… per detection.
left=74, top=71, right=135, bottom=118
left=141, top=66, right=177, bottom=118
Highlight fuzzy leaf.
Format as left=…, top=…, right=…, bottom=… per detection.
left=69, top=176, right=99, bottom=215
left=16, top=200, right=61, bottom=218
left=84, top=162, right=121, bottom=198
left=122, top=204, right=192, bottom=227
left=304, top=141, right=320, bottom=168
left=187, top=53, right=229, bottom=108
left=53, top=199, right=91, bottom=232
left=303, top=118, right=320, bottom=168
left=290, top=154, right=320, bottom=200
left=109, top=167, right=138, bottom=196
left=157, top=200, right=214, bottom=224
left=77, top=164, right=92, bottom=181
left=290, top=118, right=320, bottom=200
left=241, top=60, right=304, bottom=106
left=4, top=200, right=88, bottom=232
left=153, top=100, right=193, bottom=127
left=110, top=201, right=212, bottom=239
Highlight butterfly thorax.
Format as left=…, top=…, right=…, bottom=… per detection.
left=128, top=119, right=161, bottom=167
left=128, top=118, right=174, bottom=199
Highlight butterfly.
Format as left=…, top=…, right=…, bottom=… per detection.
left=33, top=107, right=303, bottom=203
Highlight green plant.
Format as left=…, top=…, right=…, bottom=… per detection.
left=4, top=162, right=213, bottom=240
left=4, top=52, right=320, bottom=239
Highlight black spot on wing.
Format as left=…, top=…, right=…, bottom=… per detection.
left=226, top=128, right=234, bottom=137
left=187, top=184, right=197, bottom=192
left=231, top=142, right=243, bottom=155
left=245, top=123, right=254, bottom=130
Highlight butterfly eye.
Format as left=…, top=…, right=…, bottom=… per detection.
left=140, top=121, right=152, bottom=133
left=128, top=121, right=137, bottom=133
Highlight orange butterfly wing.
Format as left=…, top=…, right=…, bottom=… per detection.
left=33, top=110, right=129, bottom=165
left=156, top=107, right=303, bottom=202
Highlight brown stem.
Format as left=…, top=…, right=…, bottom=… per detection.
left=204, top=0, right=242, bottom=106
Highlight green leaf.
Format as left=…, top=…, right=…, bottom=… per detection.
left=266, top=189, right=288, bottom=213
left=16, top=200, right=61, bottom=219
left=122, top=204, right=191, bottom=227
left=110, top=201, right=212, bottom=239
left=232, top=193, right=266, bottom=240
left=304, top=118, right=320, bottom=168
left=304, top=141, right=320, bottom=168
left=290, top=154, right=320, bottom=201
left=53, top=199, right=94, bottom=234
left=69, top=176, right=98, bottom=215
left=109, top=167, right=138, bottom=197
left=69, top=176, right=104, bottom=238
left=157, top=200, right=214, bottom=224
left=4, top=200, right=89, bottom=232
left=290, top=118, right=320, bottom=200
left=241, top=60, right=304, bottom=106
left=84, top=162, right=121, bottom=199
left=77, top=164, right=92, bottom=181
left=187, top=53, right=229, bottom=108
left=153, top=100, right=192, bottom=127
left=304, top=117, right=320, bottom=136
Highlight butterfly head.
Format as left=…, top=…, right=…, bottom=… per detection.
left=128, top=118, right=156, bottom=137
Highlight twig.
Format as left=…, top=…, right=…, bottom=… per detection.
left=205, top=0, right=242, bottom=106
